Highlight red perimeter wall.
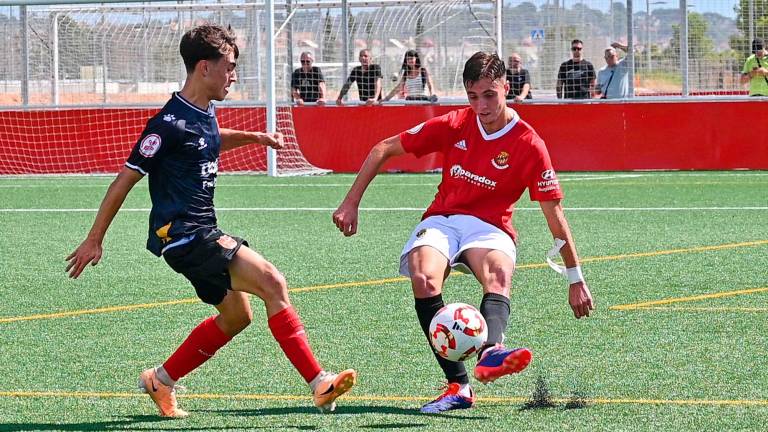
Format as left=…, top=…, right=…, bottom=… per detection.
left=2, top=100, right=767, bottom=174
left=294, top=100, right=768, bottom=172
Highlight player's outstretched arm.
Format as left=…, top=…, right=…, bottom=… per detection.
left=333, top=135, right=405, bottom=236
left=220, top=129, right=284, bottom=152
left=66, top=167, right=143, bottom=279
left=539, top=199, right=594, bottom=319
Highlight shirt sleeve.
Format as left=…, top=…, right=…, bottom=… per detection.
left=125, top=118, right=180, bottom=176
left=742, top=57, right=754, bottom=74
left=290, top=70, right=299, bottom=89
left=557, top=63, right=566, bottom=81
left=316, top=67, right=325, bottom=82
left=587, top=62, right=596, bottom=80
left=374, top=65, right=383, bottom=78
left=399, top=111, right=454, bottom=158
left=526, top=136, right=564, bottom=202
left=523, top=69, right=531, bottom=85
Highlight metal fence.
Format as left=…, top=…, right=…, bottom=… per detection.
left=0, top=0, right=762, bottom=107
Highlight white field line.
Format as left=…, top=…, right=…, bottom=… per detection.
left=3, top=171, right=768, bottom=188
left=1, top=206, right=767, bottom=213
left=0, top=174, right=644, bottom=188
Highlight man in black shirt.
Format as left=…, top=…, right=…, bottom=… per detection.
left=337, top=49, right=383, bottom=105
left=556, top=39, right=595, bottom=99
left=291, top=51, right=326, bottom=105
left=505, top=53, right=532, bottom=102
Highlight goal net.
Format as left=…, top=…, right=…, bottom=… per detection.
left=0, top=0, right=496, bottom=175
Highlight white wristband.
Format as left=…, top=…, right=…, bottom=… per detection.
left=566, top=266, right=584, bottom=284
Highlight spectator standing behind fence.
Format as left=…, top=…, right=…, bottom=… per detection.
left=556, top=39, right=595, bottom=99
left=506, top=53, right=532, bottom=103
left=383, top=50, right=436, bottom=102
left=740, top=38, right=768, bottom=97
left=336, top=49, right=383, bottom=106
left=595, top=43, right=630, bottom=99
left=291, top=52, right=326, bottom=105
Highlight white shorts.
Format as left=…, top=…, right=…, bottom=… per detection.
left=398, top=214, right=517, bottom=277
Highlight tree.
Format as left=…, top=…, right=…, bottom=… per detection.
left=729, top=0, right=768, bottom=58
left=668, top=12, right=714, bottom=60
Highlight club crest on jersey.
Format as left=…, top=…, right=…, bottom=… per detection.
left=139, top=134, right=162, bottom=157
left=197, top=137, right=207, bottom=150
left=407, top=122, right=425, bottom=134
left=491, top=151, right=510, bottom=169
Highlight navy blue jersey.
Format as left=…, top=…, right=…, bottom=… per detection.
left=125, top=92, right=222, bottom=257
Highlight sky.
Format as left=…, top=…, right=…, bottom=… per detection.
left=507, top=1, right=738, bottom=19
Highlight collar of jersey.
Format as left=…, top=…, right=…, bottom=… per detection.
left=174, top=92, right=214, bottom=117
left=475, top=109, right=519, bottom=141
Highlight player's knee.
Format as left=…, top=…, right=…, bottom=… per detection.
left=260, top=268, right=289, bottom=299
left=485, top=265, right=512, bottom=295
left=411, top=272, right=442, bottom=297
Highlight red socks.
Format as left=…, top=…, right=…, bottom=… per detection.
left=268, top=306, right=322, bottom=383
left=161, top=307, right=321, bottom=384
left=163, top=316, right=232, bottom=381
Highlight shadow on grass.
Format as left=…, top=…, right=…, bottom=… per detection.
left=0, top=415, right=218, bottom=432
left=200, top=404, right=488, bottom=420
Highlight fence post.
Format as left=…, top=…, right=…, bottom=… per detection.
left=679, top=0, right=689, bottom=97
left=266, top=0, right=277, bottom=177
left=21, top=5, right=29, bottom=106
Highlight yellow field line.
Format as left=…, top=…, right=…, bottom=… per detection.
left=0, top=390, right=767, bottom=407
left=0, top=298, right=200, bottom=324
left=2, top=240, right=766, bottom=324
left=621, top=306, right=768, bottom=313
left=610, top=287, right=768, bottom=311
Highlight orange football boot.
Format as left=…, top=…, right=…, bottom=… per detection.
left=312, top=369, right=357, bottom=413
left=138, top=368, right=189, bottom=418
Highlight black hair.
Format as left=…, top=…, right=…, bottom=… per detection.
left=462, top=51, right=506, bottom=87
left=753, top=38, right=764, bottom=53
left=179, top=24, right=240, bottom=73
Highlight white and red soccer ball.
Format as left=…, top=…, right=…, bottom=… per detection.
left=429, top=303, right=488, bottom=362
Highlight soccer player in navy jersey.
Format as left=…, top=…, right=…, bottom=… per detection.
left=66, top=24, right=355, bottom=418
left=333, top=52, right=593, bottom=413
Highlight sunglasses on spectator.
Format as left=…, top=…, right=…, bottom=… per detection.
left=301, top=60, right=312, bottom=64
left=571, top=47, right=583, bottom=51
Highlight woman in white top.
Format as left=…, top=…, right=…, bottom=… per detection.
left=383, top=50, right=436, bottom=102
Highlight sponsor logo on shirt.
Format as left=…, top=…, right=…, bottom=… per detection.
left=139, top=134, right=162, bottom=158
left=537, top=169, right=560, bottom=192
left=491, top=151, right=510, bottom=169
left=406, top=122, right=425, bottom=134
left=454, top=140, right=467, bottom=150
left=201, top=159, right=219, bottom=188
left=449, top=164, right=497, bottom=189
left=163, top=114, right=176, bottom=122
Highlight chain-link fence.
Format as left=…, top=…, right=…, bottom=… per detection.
left=0, top=0, right=762, bottom=107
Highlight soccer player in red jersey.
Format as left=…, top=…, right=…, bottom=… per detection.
left=66, top=24, right=355, bottom=418
left=333, top=51, right=593, bottom=413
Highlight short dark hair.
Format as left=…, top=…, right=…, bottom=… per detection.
left=180, top=24, right=239, bottom=73
left=753, top=38, right=764, bottom=53
left=462, top=52, right=506, bottom=87
left=571, top=39, right=583, bottom=46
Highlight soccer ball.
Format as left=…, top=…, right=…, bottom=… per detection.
left=429, top=303, right=488, bottom=362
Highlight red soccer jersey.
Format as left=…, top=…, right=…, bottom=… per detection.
left=399, top=107, right=563, bottom=243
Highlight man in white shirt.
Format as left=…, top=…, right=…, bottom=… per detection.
left=595, top=42, right=630, bottom=99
